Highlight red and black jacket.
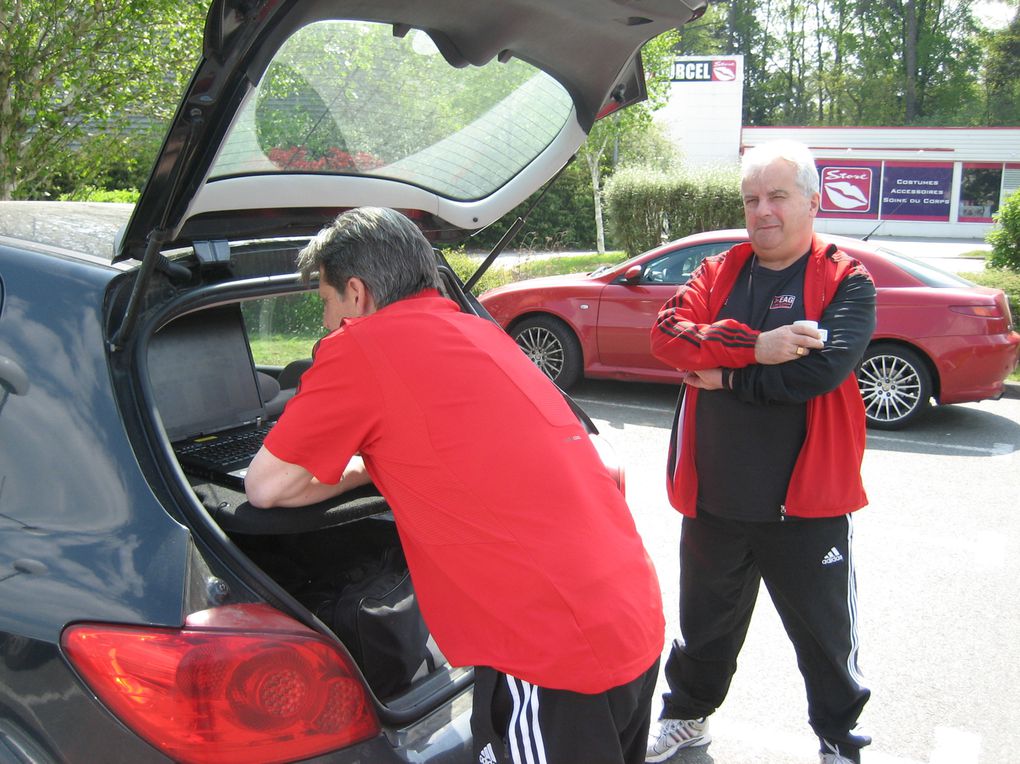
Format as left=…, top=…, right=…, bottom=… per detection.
left=650, top=235, right=876, bottom=518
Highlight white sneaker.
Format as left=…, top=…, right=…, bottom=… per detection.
left=645, top=717, right=711, bottom=762
left=820, top=753, right=856, bottom=764
left=819, top=740, right=858, bottom=763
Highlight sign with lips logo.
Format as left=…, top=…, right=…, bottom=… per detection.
left=821, top=167, right=872, bottom=211
left=712, top=60, right=737, bottom=82
left=816, top=162, right=880, bottom=219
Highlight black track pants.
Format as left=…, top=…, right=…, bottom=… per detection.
left=661, top=511, right=871, bottom=751
left=472, top=658, right=659, bottom=764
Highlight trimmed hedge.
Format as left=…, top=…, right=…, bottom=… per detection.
left=604, top=166, right=744, bottom=256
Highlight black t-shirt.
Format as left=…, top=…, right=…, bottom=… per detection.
left=695, top=253, right=809, bottom=521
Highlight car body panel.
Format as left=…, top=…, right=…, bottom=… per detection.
left=0, top=247, right=197, bottom=762
left=480, top=229, right=1020, bottom=407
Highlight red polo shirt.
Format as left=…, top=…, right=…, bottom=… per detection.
left=264, top=290, right=663, bottom=693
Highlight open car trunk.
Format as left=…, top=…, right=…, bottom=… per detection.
left=135, top=254, right=483, bottom=716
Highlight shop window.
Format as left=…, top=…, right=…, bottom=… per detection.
left=958, top=164, right=1003, bottom=222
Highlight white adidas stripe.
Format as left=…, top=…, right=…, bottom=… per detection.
left=845, top=515, right=866, bottom=687
left=506, top=676, right=548, bottom=764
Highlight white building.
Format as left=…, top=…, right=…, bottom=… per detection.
left=655, top=55, right=744, bottom=169
left=657, top=57, right=1020, bottom=240
left=743, top=126, right=1020, bottom=239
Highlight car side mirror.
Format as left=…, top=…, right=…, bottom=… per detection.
left=621, top=265, right=643, bottom=283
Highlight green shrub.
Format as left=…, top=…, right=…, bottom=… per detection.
left=441, top=247, right=515, bottom=295
left=965, top=268, right=1020, bottom=324
left=58, top=187, right=140, bottom=203
left=467, top=161, right=596, bottom=251
left=604, top=165, right=744, bottom=256
left=987, top=188, right=1020, bottom=272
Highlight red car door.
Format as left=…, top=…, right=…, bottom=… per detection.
left=596, top=241, right=737, bottom=372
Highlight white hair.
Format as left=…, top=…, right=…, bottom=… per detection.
left=741, top=140, right=819, bottom=197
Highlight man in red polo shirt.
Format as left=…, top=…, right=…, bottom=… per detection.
left=245, top=207, right=664, bottom=764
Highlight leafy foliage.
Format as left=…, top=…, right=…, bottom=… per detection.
left=987, top=189, right=1020, bottom=273
left=604, top=166, right=744, bottom=256
left=965, top=268, right=1020, bottom=326
left=467, top=161, right=596, bottom=253
left=576, top=29, right=681, bottom=252
left=0, top=0, right=207, bottom=199
left=58, top=187, right=140, bottom=203
left=983, top=7, right=1020, bottom=125
left=677, top=0, right=990, bottom=126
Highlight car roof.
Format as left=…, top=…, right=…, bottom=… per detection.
left=0, top=201, right=134, bottom=264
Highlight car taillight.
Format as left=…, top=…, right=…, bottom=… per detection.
left=61, top=604, right=379, bottom=764
left=949, top=304, right=1003, bottom=318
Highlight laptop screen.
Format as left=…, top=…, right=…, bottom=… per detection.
left=148, top=305, right=267, bottom=442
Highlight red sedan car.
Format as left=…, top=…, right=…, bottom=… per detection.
left=479, top=230, right=1020, bottom=429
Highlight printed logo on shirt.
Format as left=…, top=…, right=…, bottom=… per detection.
left=770, top=295, right=796, bottom=310
left=478, top=743, right=499, bottom=764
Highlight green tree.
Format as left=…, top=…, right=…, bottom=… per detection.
left=0, top=0, right=207, bottom=199
left=697, top=0, right=987, bottom=127
left=577, top=29, right=680, bottom=253
left=983, top=6, right=1020, bottom=125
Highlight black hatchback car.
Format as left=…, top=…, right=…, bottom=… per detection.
left=0, top=1, right=705, bottom=761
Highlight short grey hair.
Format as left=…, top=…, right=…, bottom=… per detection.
left=297, top=207, right=440, bottom=309
left=741, top=140, right=819, bottom=198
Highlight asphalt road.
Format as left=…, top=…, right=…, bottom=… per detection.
left=570, top=380, right=1020, bottom=764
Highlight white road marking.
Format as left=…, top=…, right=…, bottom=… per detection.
left=713, top=718, right=982, bottom=764
left=930, top=726, right=981, bottom=764
left=573, top=396, right=673, bottom=414
left=580, top=398, right=1017, bottom=457
left=867, top=434, right=1013, bottom=456
left=712, top=718, right=926, bottom=763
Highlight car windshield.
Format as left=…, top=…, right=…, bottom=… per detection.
left=876, top=247, right=975, bottom=288
left=208, top=20, right=574, bottom=201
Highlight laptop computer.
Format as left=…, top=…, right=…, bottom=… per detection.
left=148, top=304, right=272, bottom=489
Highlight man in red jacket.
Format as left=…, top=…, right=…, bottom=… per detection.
left=645, top=141, right=875, bottom=764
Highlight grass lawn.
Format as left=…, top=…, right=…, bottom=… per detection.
left=249, top=335, right=317, bottom=366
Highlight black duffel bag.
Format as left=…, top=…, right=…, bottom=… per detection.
left=307, top=547, right=431, bottom=699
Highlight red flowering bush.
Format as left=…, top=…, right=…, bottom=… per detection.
left=267, top=146, right=385, bottom=172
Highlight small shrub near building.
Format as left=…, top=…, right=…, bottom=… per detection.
left=987, top=188, right=1020, bottom=273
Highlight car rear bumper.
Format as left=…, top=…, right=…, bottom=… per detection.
left=934, top=330, right=1020, bottom=405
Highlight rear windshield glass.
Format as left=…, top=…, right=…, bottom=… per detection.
left=209, top=20, right=574, bottom=201
left=876, top=247, right=975, bottom=288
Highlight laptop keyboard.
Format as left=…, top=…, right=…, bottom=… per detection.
left=178, top=424, right=273, bottom=467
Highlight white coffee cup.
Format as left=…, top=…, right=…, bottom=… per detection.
left=794, top=320, right=828, bottom=343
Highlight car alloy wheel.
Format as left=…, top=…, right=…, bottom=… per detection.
left=510, top=315, right=582, bottom=389
left=857, top=343, right=932, bottom=429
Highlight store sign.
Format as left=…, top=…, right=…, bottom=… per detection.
left=816, top=162, right=880, bottom=219
left=880, top=163, right=953, bottom=220
left=671, top=58, right=738, bottom=82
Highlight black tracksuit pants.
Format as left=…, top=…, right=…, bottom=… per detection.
left=472, top=658, right=659, bottom=764
left=661, top=510, right=871, bottom=754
